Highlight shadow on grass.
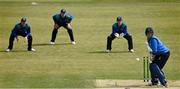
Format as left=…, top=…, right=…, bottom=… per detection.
left=88, top=50, right=130, bottom=54
left=0, top=50, right=28, bottom=53
left=32, top=43, right=71, bottom=46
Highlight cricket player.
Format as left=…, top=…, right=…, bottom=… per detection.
left=106, top=16, right=134, bottom=52
left=6, top=17, right=35, bottom=52
left=145, top=27, right=170, bottom=87
left=50, top=9, right=75, bottom=45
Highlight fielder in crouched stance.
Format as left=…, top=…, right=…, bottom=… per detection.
left=106, top=16, right=134, bottom=52
left=145, top=27, right=170, bottom=87
left=50, top=9, right=75, bottom=45
left=6, top=18, right=35, bottom=52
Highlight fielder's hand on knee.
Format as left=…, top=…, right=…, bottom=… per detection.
left=114, top=33, right=124, bottom=38
left=54, top=24, right=59, bottom=29
left=25, top=36, right=28, bottom=41
left=66, top=24, right=72, bottom=30
left=16, top=36, right=19, bottom=42
left=119, top=33, right=125, bottom=38
left=114, top=33, right=120, bottom=38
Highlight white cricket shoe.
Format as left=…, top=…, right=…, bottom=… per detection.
left=71, top=41, right=76, bottom=45
left=50, top=42, right=55, bottom=45
left=129, top=49, right=135, bottom=53
left=157, top=84, right=168, bottom=88
left=106, top=50, right=111, bottom=53
left=28, top=48, right=36, bottom=52
left=5, top=49, right=11, bottom=52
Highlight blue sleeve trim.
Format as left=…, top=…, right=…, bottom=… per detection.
left=66, top=15, right=73, bottom=23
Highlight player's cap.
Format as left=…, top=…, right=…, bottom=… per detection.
left=145, top=27, right=154, bottom=35
left=60, top=9, right=66, bottom=14
left=21, top=17, right=27, bottom=22
left=117, top=16, right=122, bottom=21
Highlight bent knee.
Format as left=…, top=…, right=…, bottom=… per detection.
left=54, top=24, right=59, bottom=29
left=107, top=36, right=111, bottom=39
left=150, top=63, right=159, bottom=70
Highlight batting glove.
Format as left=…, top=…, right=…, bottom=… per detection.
left=150, top=53, right=155, bottom=61
left=145, top=42, right=152, bottom=52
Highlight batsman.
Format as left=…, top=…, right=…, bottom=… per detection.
left=145, top=27, right=170, bottom=87
left=6, top=17, right=35, bottom=52
left=106, top=16, right=134, bottom=52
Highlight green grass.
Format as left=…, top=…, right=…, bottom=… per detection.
left=0, top=0, right=180, bottom=88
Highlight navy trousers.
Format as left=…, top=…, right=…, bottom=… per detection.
left=8, top=33, right=32, bottom=50
left=150, top=51, right=170, bottom=86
